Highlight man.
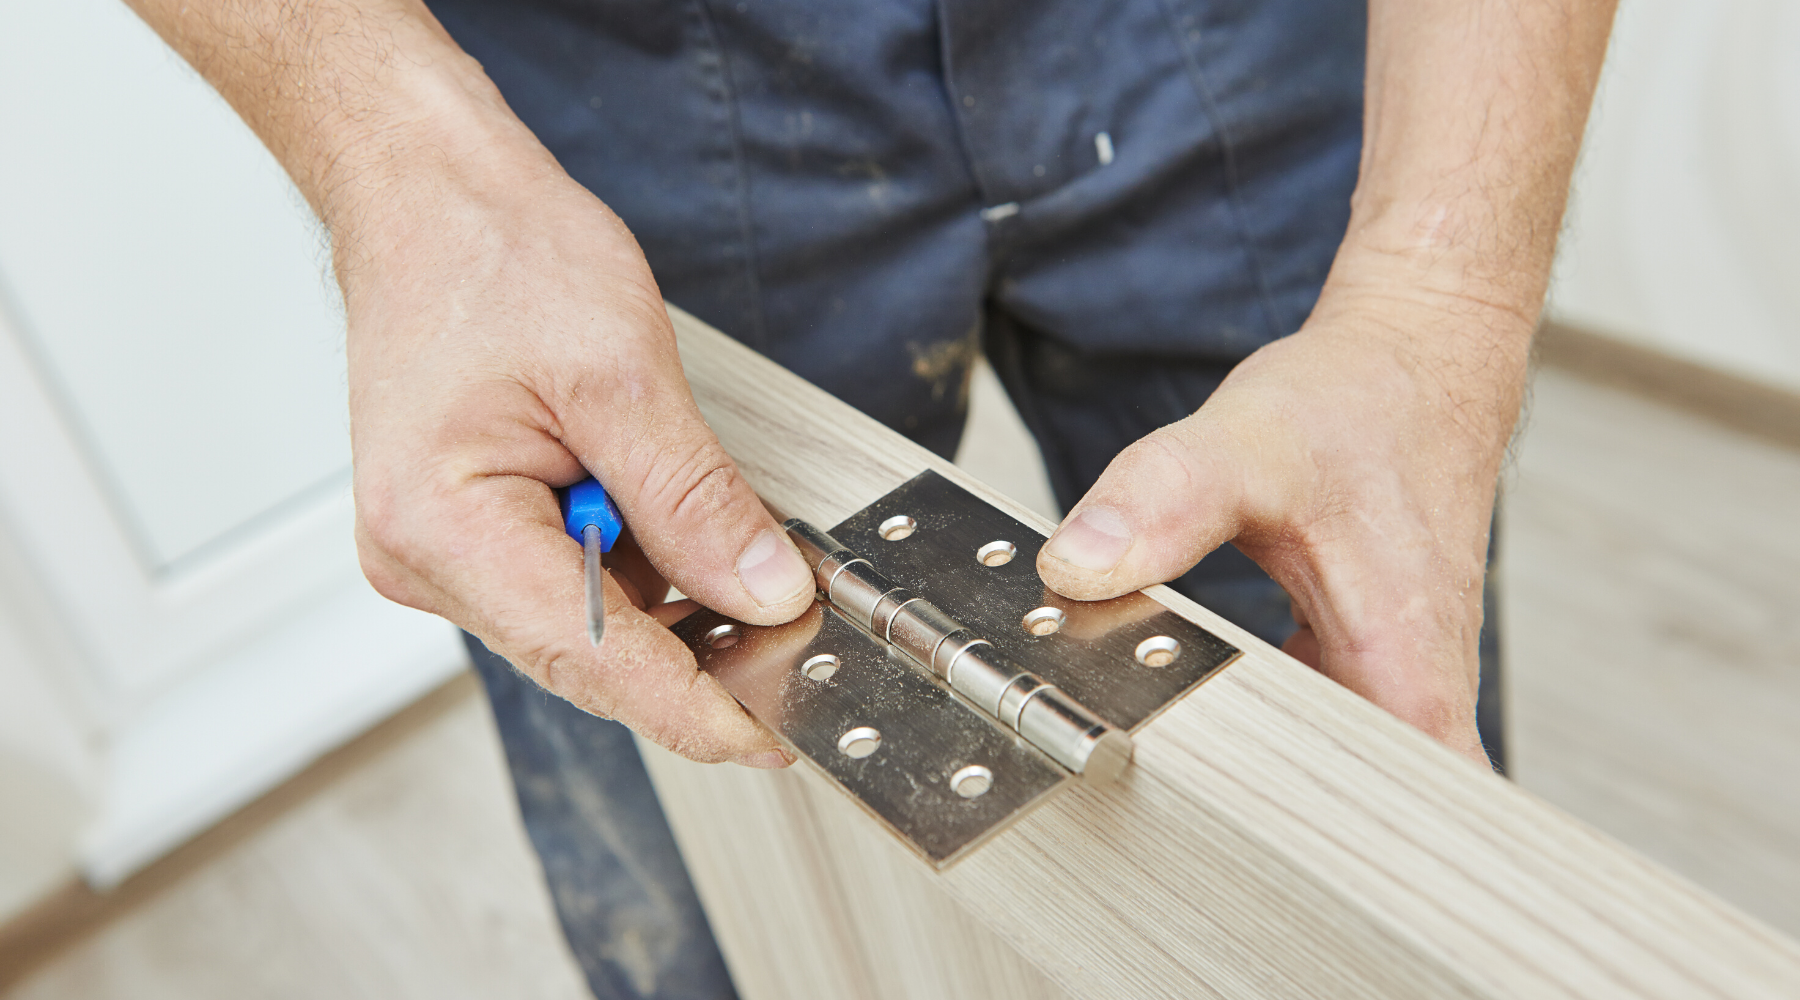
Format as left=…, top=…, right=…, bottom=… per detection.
left=123, top=0, right=1615, bottom=995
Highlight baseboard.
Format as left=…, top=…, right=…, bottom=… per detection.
left=1536, top=321, right=1800, bottom=452
left=77, top=586, right=468, bottom=887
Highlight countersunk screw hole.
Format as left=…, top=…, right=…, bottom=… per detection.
left=705, top=624, right=740, bottom=649
left=838, top=726, right=882, bottom=758
left=1023, top=606, right=1066, bottom=636
left=878, top=515, right=917, bottom=541
left=951, top=765, right=994, bottom=799
left=1135, top=635, right=1181, bottom=667
left=977, top=540, right=1017, bottom=566
left=801, top=653, right=839, bottom=681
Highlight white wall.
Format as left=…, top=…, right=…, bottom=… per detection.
left=1550, top=0, right=1800, bottom=393
left=0, top=0, right=466, bottom=920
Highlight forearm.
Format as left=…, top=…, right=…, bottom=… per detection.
left=121, top=0, right=564, bottom=265
left=1334, top=0, right=1617, bottom=323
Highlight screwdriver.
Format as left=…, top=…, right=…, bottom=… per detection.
left=560, top=477, right=624, bottom=646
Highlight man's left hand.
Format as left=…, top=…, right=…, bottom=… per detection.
left=1038, top=269, right=1532, bottom=767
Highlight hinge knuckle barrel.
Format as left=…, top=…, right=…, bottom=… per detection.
left=948, top=645, right=1129, bottom=778
left=997, top=675, right=1048, bottom=730
left=826, top=559, right=896, bottom=629
left=932, top=630, right=982, bottom=678
left=818, top=553, right=864, bottom=594
left=872, top=591, right=920, bottom=641
left=945, top=645, right=1031, bottom=719
left=888, top=600, right=961, bottom=663
left=784, top=519, right=852, bottom=578
left=1018, top=689, right=1133, bottom=780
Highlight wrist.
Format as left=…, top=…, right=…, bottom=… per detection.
left=1331, top=185, right=1563, bottom=331
left=320, top=70, right=562, bottom=265
left=1315, top=236, right=1544, bottom=353
left=276, top=15, right=610, bottom=292
left=1298, top=252, right=1536, bottom=449
left=324, top=102, right=654, bottom=328
left=322, top=65, right=663, bottom=366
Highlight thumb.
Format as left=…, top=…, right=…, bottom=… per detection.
left=1037, top=420, right=1252, bottom=600
left=355, top=472, right=788, bottom=766
left=561, top=319, right=815, bottom=628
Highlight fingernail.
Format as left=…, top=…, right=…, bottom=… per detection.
left=1044, top=506, right=1133, bottom=573
left=737, top=749, right=792, bottom=769
left=736, top=529, right=813, bottom=608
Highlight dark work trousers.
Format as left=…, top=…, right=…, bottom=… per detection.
left=430, top=1, right=1504, bottom=996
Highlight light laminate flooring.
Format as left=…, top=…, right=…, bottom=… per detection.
left=7, top=687, right=593, bottom=999
left=8, top=360, right=1799, bottom=994
left=1504, top=367, right=1800, bottom=935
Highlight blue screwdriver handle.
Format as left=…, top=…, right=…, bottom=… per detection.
left=561, top=476, right=624, bottom=551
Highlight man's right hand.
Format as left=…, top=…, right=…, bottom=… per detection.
left=347, top=164, right=815, bottom=768
left=123, top=0, right=811, bottom=766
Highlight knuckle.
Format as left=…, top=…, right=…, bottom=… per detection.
left=353, top=480, right=435, bottom=571
left=355, top=546, right=412, bottom=605
left=512, top=635, right=620, bottom=719
left=1132, top=427, right=1204, bottom=489
left=653, top=674, right=748, bottom=763
left=354, top=486, right=405, bottom=557
left=660, top=734, right=736, bottom=764
left=637, top=687, right=712, bottom=750
left=640, top=436, right=745, bottom=525
left=354, top=516, right=425, bottom=608
left=353, top=474, right=456, bottom=580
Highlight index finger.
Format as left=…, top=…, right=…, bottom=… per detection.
left=364, top=470, right=789, bottom=766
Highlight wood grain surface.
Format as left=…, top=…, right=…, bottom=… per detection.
left=645, top=305, right=1800, bottom=1000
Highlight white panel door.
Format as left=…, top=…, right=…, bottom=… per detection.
left=0, top=0, right=363, bottom=704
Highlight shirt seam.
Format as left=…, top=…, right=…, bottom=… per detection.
left=690, top=0, right=769, bottom=349
left=1155, top=0, right=1287, bottom=342
left=932, top=0, right=1007, bottom=278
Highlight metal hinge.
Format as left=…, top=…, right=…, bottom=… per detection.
left=672, top=471, right=1239, bottom=867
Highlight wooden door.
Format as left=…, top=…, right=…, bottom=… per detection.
left=645, top=306, right=1800, bottom=1000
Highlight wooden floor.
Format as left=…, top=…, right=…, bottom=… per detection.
left=5, top=360, right=1797, bottom=994
left=4, top=681, right=592, bottom=999
left=1505, top=367, right=1800, bottom=935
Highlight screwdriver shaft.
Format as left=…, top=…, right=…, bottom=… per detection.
left=582, top=523, right=606, bottom=646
